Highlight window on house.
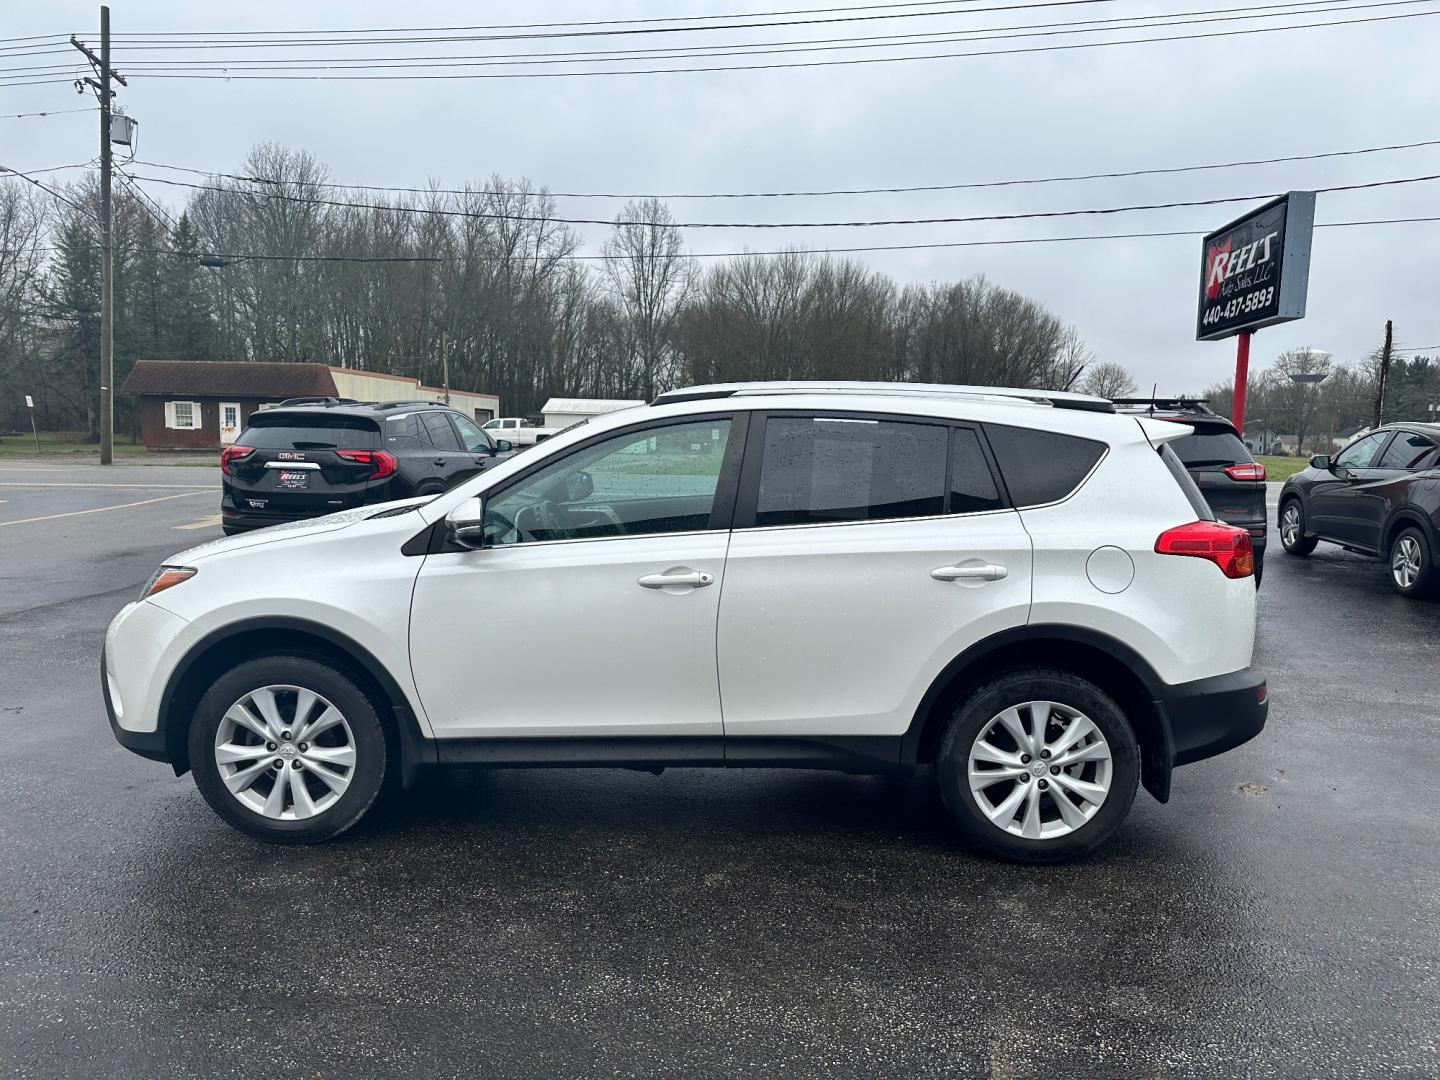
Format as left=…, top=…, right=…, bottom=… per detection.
left=164, top=400, right=203, bottom=430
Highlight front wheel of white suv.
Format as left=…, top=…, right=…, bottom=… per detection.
left=936, top=670, right=1140, bottom=863
left=188, top=655, right=390, bottom=843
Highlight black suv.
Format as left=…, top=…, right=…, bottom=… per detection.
left=1113, top=399, right=1268, bottom=583
left=221, top=398, right=516, bottom=534
left=1277, top=423, right=1440, bottom=598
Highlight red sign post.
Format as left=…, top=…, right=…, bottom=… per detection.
left=1232, top=332, right=1252, bottom=433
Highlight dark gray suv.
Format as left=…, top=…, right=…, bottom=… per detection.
left=220, top=398, right=516, bottom=534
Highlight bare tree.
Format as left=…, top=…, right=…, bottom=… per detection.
left=1274, top=346, right=1334, bottom=453
left=602, top=199, right=693, bottom=400
left=1078, top=360, right=1137, bottom=399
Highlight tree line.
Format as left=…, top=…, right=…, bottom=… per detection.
left=1, top=144, right=1096, bottom=436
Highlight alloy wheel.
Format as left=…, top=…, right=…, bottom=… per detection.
left=967, top=700, right=1113, bottom=839
left=1281, top=504, right=1301, bottom=548
left=1392, top=535, right=1422, bottom=590
left=213, top=685, right=357, bottom=820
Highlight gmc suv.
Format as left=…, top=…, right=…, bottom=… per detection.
left=105, top=382, right=1267, bottom=863
left=220, top=398, right=516, bottom=534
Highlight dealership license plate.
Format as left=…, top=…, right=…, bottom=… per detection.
left=277, top=471, right=310, bottom=490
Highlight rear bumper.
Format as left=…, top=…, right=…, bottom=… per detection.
left=1156, top=667, right=1268, bottom=768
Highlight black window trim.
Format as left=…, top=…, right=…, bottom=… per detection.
left=730, top=409, right=1011, bottom=532
left=414, top=410, right=750, bottom=554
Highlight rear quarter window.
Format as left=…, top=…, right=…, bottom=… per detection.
left=983, top=424, right=1106, bottom=507
left=241, top=415, right=378, bottom=450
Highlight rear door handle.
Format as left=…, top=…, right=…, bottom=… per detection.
left=931, top=563, right=1008, bottom=582
left=638, top=570, right=715, bottom=590
left=432, top=458, right=446, bottom=466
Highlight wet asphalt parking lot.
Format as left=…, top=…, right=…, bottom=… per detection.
left=1, top=462, right=1437, bottom=1079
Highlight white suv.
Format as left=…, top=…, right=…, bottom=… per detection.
left=104, top=382, right=1267, bottom=862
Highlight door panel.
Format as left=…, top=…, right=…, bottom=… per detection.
left=1309, top=432, right=1391, bottom=544
left=410, top=533, right=728, bottom=738
left=718, top=513, right=1032, bottom=737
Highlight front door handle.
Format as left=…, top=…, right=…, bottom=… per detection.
left=638, top=569, right=715, bottom=590
left=931, top=563, right=1008, bottom=582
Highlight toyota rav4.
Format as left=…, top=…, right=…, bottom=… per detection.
left=104, top=382, right=1267, bottom=862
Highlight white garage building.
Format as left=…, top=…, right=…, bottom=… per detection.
left=541, top=398, right=645, bottom=429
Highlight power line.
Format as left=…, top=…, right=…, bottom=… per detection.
left=114, top=166, right=179, bottom=232
left=101, top=0, right=1138, bottom=47
left=82, top=0, right=1421, bottom=74
left=0, top=163, right=98, bottom=222
left=106, top=214, right=1440, bottom=265
left=120, top=169, right=1440, bottom=229
left=89, top=8, right=1440, bottom=78
left=0, top=106, right=95, bottom=120
left=130, top=134, right=1440, bottom=202
left=108, top=1, right=1034, bottom=36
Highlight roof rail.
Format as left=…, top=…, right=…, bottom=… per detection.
left=375, top=399, right=446, bottom=410
left=1112, top=397, right=1216, bottom=416
left=274, top=396, right=361, bottom=408
left=653, top=381, right=1116, bottom=413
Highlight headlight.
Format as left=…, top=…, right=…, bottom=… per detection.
left=141, top=565, right=197, bottom=600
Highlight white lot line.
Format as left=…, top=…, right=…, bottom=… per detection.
left=0, top=482, right=211, bottom=490
left=175, top=514, right=223, bottom=531
left=0, top=490, right=210, bottom=528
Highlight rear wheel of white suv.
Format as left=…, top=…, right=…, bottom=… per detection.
left=936, top=670, right=1139, bottom=863
left=188, top=656, right=389, bottom=843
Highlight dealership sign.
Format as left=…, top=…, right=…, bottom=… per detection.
left=1196, top=191, right=1315, bottom=341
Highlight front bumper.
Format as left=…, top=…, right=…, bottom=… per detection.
left=1157, top=666, right=1268, bottom=768
left=102, top=651, right=169, bottom=763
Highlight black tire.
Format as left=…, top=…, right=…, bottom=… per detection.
left=1388, top=526, right=1438, bottom=599
left=222, top=525, right=242, bottom=536
left=1253, top=551, right=1264, bottom=587
left=1279, top=498, right=1317, bottom=556
left=414, top=480, right=446, bottom=498
left=188, top=655, right=389, bottom=844
left=935, top=669, right=1140, bottom=864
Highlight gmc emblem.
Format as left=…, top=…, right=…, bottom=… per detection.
left=277, top=452, right=305, bottom=461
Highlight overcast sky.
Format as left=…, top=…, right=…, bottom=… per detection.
left=5, top=0, right=1437, bottom=393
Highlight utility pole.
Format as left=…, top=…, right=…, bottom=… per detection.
left=1373, top=319, right=1393, bottom=429
left=71, top=7, right=126, bottom=464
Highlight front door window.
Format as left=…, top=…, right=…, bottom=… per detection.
left=1334, top=432, right=1388, bottom=471
left=483, top=418, right=733, bottom=546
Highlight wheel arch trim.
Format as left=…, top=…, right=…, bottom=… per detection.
left=901, top=623, right=1175, bottom=802
left=158, top=616, right=435, bottom=783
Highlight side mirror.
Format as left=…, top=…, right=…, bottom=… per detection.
left=495, top=439, right=513, bottom=453
left=445, top=495, right=486, bottom=550
left=565, top=469, right=594, bottom=502
left=1309, top=454, right=1331, bottom=471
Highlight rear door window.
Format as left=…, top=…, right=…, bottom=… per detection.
left=984, top=424, right=1106, bottom=507
left=421, top=412, right=462, bottom=452
left=241, top=415, right=377, bottom=450
left=1377, top=431, right=1439, bottom=470
left=754, top=416, right=948, bottom=527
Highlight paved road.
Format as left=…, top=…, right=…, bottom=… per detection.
left=1, top=467, right=1437, bottom=1078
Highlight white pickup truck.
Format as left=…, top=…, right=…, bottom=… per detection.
left=481, top=417, right=560, bottom=447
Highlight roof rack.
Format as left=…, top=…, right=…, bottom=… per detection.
left=1112, top=397, right=1217, bottom=416
left=653, top=381, right=1116, bottom=413
left=375, top=399, right=447, bottom=410
left=274, top=396, right=362, bottom=408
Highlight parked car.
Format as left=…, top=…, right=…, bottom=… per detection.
left=1113, top=399, right=1268, bottom=584
left=220, top=398, right=515, bottom=534
left=106, top=381, right=1266, bottom=862
left=481, top=416, right=559, bottom=446
left=1277, top=422, right=1440, bottom=598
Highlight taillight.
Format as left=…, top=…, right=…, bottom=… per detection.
left=1224, top=463, right=1266, bottom=482
left=1155, top=521, right=1255, bottom=578
left=335, top=449, right=397, bottom=480
left=220, top=446, right=254, bottom=476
